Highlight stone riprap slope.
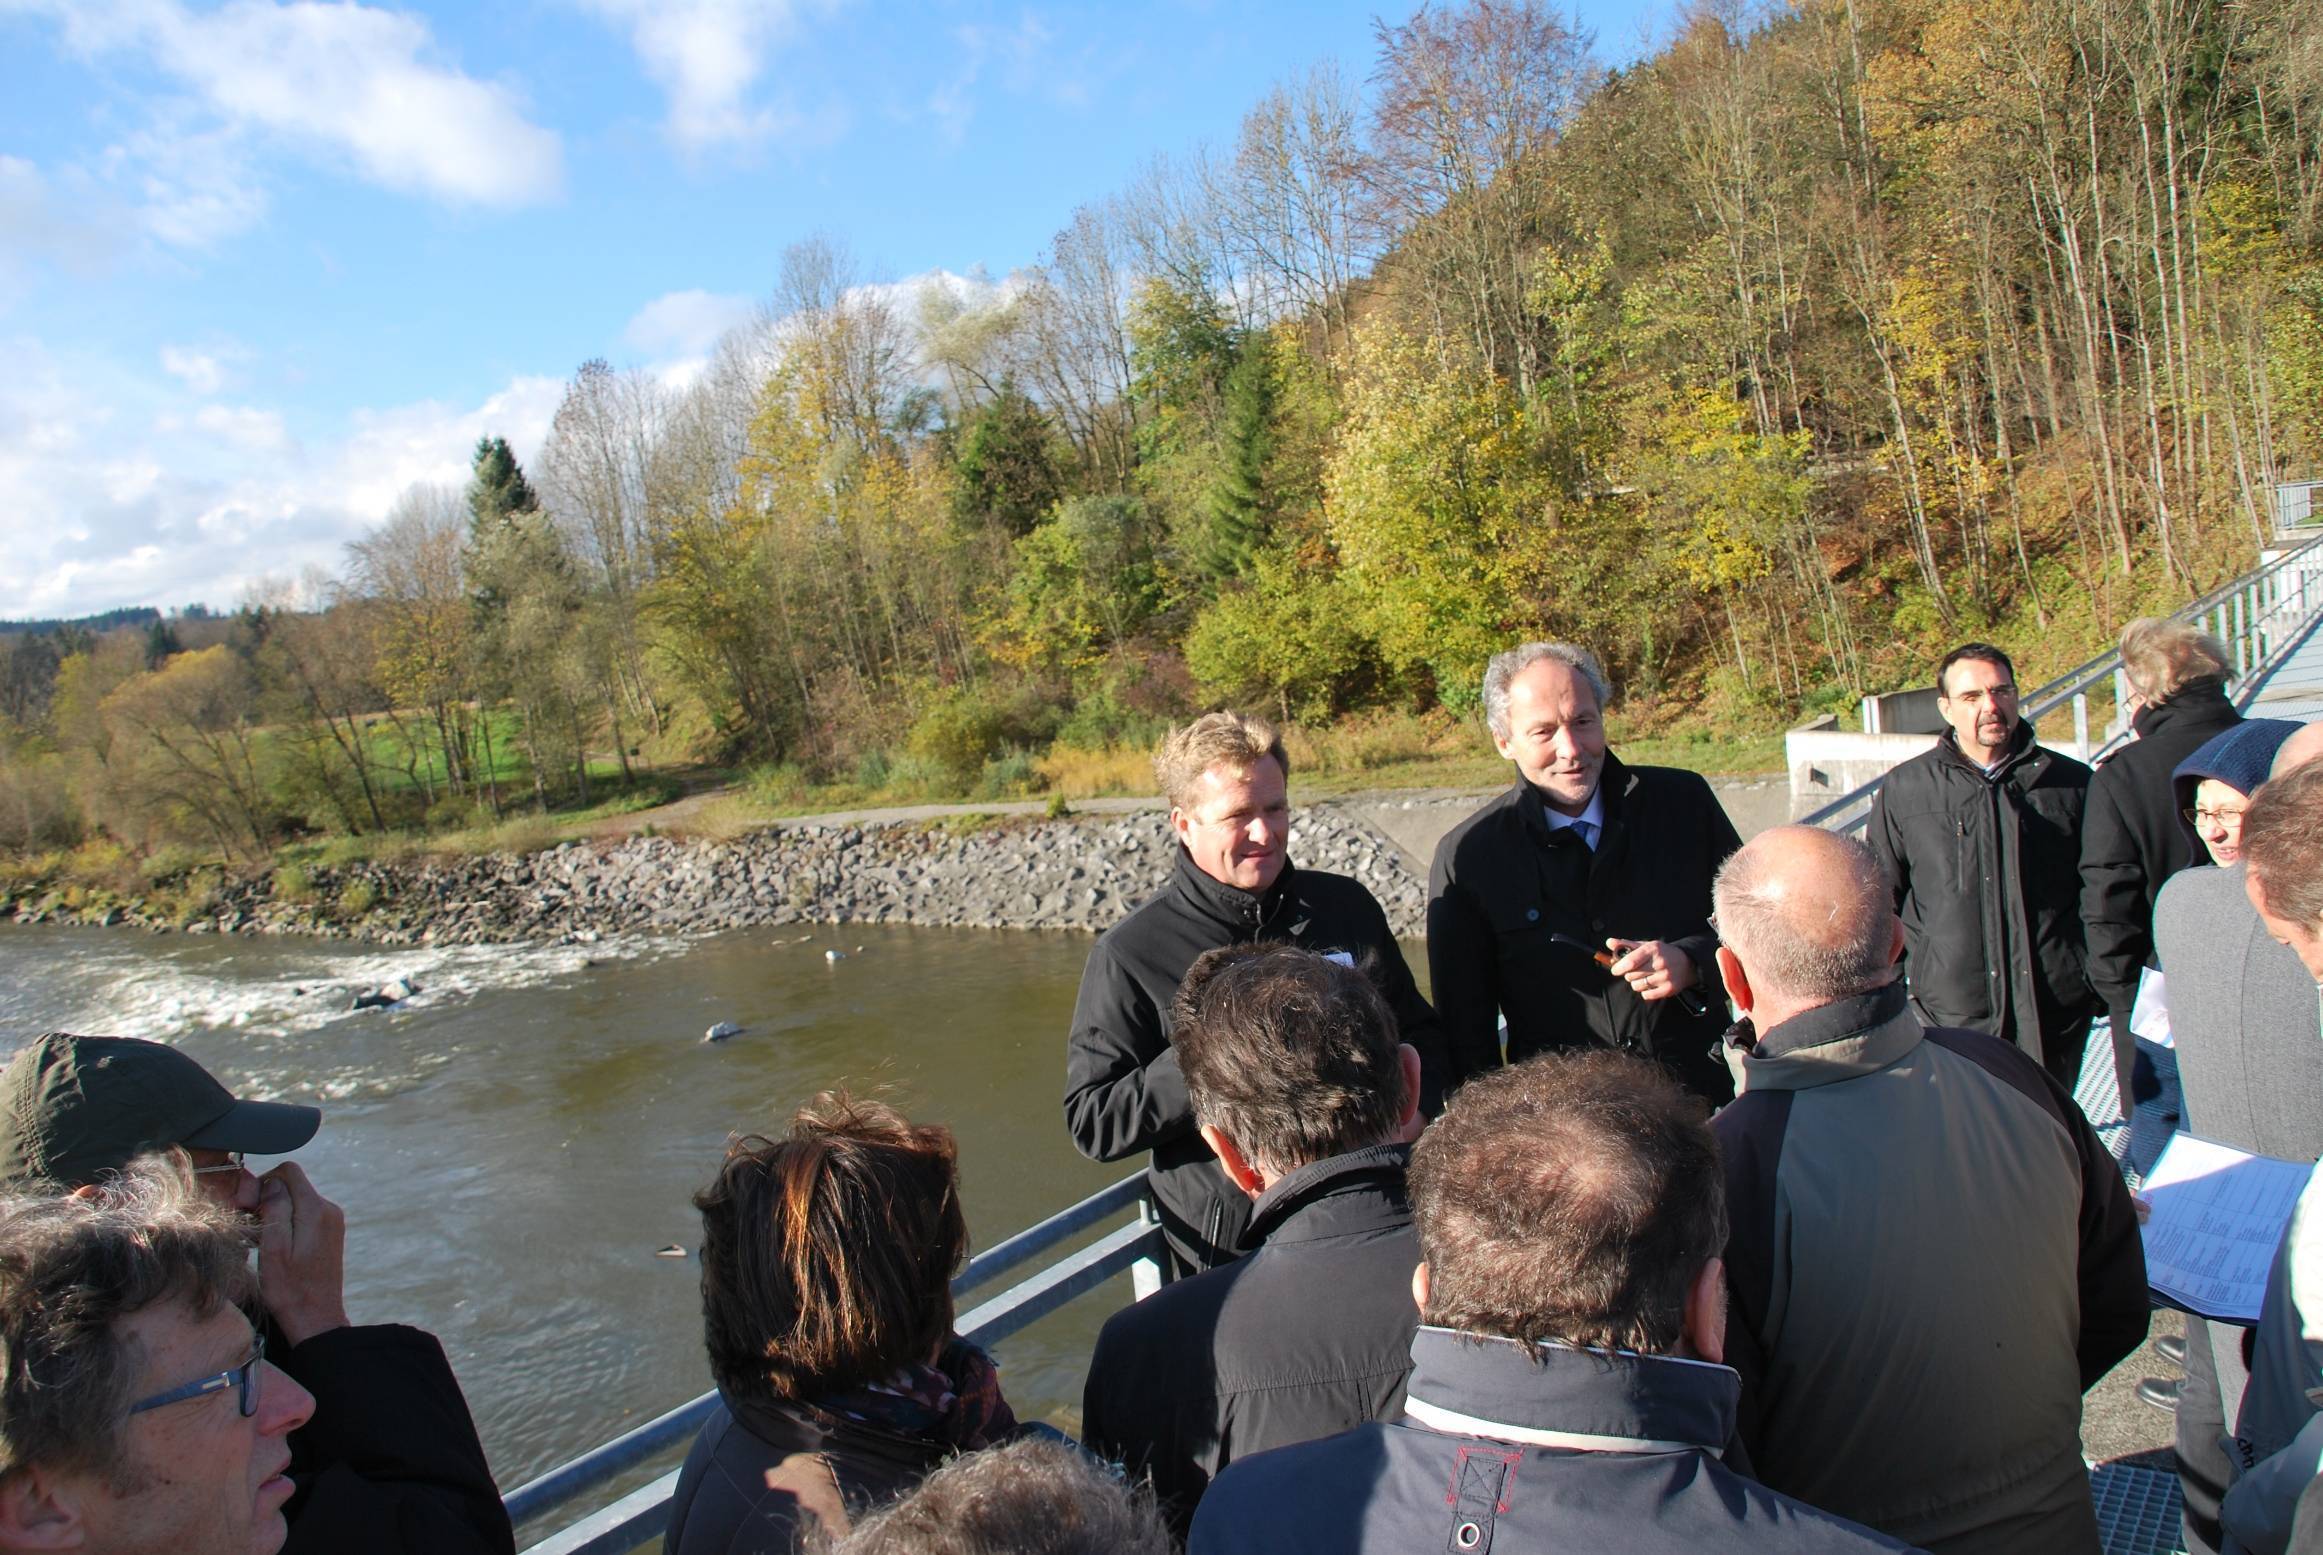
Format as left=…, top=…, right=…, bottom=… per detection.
left=2, top=805, right=1430, bottom=945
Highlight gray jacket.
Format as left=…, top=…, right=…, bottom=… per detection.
left=1713, top=983, right=2148, bottom=1555
left=2153, top=862, right=2323, bottom=1162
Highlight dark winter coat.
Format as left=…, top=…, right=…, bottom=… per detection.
left=1426, top=754, right=1741, bottom=1104
left=1063, top=850, right=1443, bottom=1273
left=1867, top=721, right=2095, bottom=1086
left=279, top=1324, right=512, bottom=1555
left=2081, top=675, right=2241, bottom=1095
left=1189, top=1328, right=1921, bottom=1555
left=1714, top=983, right=2148, bottom=1555
left=1080, top=1143, right=1419, bottom=1537
left=663, top=1392, right=955, bottom=1555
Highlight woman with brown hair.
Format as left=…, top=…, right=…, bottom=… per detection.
left=663, top=1094, right=1025, bottom=1554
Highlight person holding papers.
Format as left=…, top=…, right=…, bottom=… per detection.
left=2153, top=717, right=2319, bottom=1551
left=2220, top=752, right=2323, bottom=1553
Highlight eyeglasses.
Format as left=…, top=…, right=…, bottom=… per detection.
left=128, top=1334, right=265, bottom=1419
left=2183, top=806, right=2248, bottom=828
left=186, top=1152, right=246, bottom=1178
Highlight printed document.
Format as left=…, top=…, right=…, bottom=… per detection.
left=2140, top=1134, right=2311, bottom=1325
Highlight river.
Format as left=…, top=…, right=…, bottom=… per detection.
left=0, top=918, right=1316, bottom=1495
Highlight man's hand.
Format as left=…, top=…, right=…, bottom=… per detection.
left=1606, top=939, right=1696, bottom=1003
left=257, top=1162, right=351, bottom=1347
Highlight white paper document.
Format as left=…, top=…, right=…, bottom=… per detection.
left=2131, top=965, right=2173, bottom=1047
left=2140, top=1134, right=2312, bottom=1325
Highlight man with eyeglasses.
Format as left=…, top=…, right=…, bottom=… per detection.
left=0, top=1160, right=315, bottom=1554
left=0, top=1033, right=512, bottom=1555
left=1867, top=643, right=2098, bottom=1090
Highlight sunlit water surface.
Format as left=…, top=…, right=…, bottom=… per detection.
left=0, top=919, right=1146, bottom=1491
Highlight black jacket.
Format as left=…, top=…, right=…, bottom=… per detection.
left=1080, top=1143, right=1419, bottom=1536
left=280, top=1324, right=512, bottom=1555
left=1714, top=985, right=2148, bottom=1554
left=2081, top=676, right=2240, bottom=1093
left=1064, top=851, right=1443, bottom=1273
left=1427, top=755, right=1741, bottom=1103
left=1867, top=722, right=2095, bottom=1085
left=1190, top=1329, right=1920, bottom=1555
left=665, top=1391, right=959, bottom=1555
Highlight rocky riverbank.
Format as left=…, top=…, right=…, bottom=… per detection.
left=0, top=804, right=1430, bottom=946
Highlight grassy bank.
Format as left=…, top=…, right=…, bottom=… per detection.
left=0, top=709, right=1789, bottom=925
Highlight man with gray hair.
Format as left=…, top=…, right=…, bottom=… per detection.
left=0, top=1162, right=318, bottom=1555
left=1428, top=641, right=1742, bottom=1100
left=1711, top=825, right=2147, bottom=1554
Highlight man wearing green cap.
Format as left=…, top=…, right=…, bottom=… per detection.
left=0, top=1032, right=513, bottom=1555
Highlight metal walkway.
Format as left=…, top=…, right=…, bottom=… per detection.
left=2238, top=597, right=2323, bottom=720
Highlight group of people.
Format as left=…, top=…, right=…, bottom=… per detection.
left=11, top=624, right=2323, bottom=1555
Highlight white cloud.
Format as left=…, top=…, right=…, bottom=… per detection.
left=159, top=344, right=230, bottom=394
left=193, top=404, right=289, bottom=452
left=105, top=114, right=272, bottom=248
left=19, top=0, right=563, bottom=234
left=622, top=289, right=759, bottom=361
left=0, top=333, right=562, bottom=619
left=927, top=14, right=1080, bottom=144
left=580, top=0, right=844, bottom=151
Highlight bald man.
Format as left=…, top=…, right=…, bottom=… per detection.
left=1711, top=827, right=2146, bottom=1555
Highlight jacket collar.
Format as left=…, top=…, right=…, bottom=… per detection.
left=721, top=1387, right=948, bottom=1466
left=1935, top=719, right=2038, bottom=779
left=1401, top=1326, right=1738, bottom=1455
left=2133, top=675, right=2234, bottom=739
left=1515, top=751, right=1634, bottom=847
left=1169, top=845, right=1296, bottom=936
left=1244, top=1142, right=1412, bottom=1249
left=1720, top=981, right=1920, bottom=1093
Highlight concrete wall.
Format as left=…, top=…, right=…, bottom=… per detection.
left=1786, top=728, right=1939, bottom=811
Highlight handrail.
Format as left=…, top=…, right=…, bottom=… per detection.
left=507, top=1170, right=1166, bottom=1554
left=1800, top=535, right=2323, bottom=838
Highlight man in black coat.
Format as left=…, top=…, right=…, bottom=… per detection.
left=1080, top=944, right=1423, bottom=1539
left=2081, top=618, right=2242, bottom=1100
left=1063, top=713, right=1443, bottom=1274
left=0, top=1033, right=513, bottom=1555
left=1868, top=643, right=2095, bottom=1088
left=1428, top=642, right=1741, bottom=1104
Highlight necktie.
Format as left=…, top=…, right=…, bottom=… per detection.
left=1573, top=821, right=1597, bottom=851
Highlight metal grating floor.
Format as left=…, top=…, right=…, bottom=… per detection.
left=2091, top=1462, right=2188, bottom=1555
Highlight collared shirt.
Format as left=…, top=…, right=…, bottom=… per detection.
left=1542, top=785, right=1606, bottom=851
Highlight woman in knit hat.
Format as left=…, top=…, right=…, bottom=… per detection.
left=2174, top=719, right=2302, bottom=867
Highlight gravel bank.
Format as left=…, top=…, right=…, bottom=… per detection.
left=0, top=805, right=1428, bottom=946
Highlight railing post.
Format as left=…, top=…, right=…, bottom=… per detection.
left=1131, top=1195, right=1164, bottom=1301
left=2236, top=591, right=2249, bottom=675
left=2073, top=692, right=2090, bottom=764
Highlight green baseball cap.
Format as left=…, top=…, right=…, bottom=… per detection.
left=0, top=1033, right=322, bottom=1189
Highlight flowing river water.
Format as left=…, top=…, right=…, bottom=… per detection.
left=0, top=917, right=1432, bottom=1502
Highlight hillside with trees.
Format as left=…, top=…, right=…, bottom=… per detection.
left=3, top=0, right=2319, bottom=872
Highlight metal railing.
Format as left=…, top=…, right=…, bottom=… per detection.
left=1801, top=535, right=2323, bottom=839
left=509, top=1172, right=1167, bottom=1555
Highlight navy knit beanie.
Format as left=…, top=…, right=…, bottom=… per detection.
left=2173, top=718, right=2302, bottom=807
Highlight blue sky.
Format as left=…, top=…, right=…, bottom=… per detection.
left=0, top=0, right=1672, bottom=622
